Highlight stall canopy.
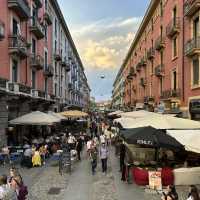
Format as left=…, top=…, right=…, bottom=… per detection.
left=167, top=130, right=200, bottom=154
left=59, top=110, right=88, bottom=118
left=120, top=126, right=183, bottom=149
left=115, top=115, right=200, bottom=129
left=48, top=111, right=66, bottom=120
left=119, top=110, right=155, bottom=119
left=9, top=111, right=61, bottom=125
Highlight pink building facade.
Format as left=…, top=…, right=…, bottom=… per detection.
left=0, top=0, right=90, bottom=146
left=115, top=0, right=200, bottom=119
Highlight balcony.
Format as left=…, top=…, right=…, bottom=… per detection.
left=155, top=64, right=165, bottom=77
left=160, top=89, right=181, bottom=99
left=43, top=64, right=54, bottom=77
left=30, top=54, right=44, bottom=70
left=54, top=50, right=62, bottom=61
left=0, top=20, right=5, bottom=41
left=166, top=18, right=181, bottom=38
left=61, top=57, right=70, bottom=72
left=8, top=0, right=30, bottom=20
left=8, top=35, right=28, bottom=59
left=29, top=17, right=44, bottom=40
left=147, top=47, right=155, bottom=60
left=33, top=0, right=42, bottom=8
left=140, top=78, right=147, bottom=87
left=155, top=36, right=165, bottom=51
left=44, top=5, right=52, bottom=25
left=184, top=0, right=200, bottom=17
left=18, top=83, right=31, bottom=94
left=185, top=37, right=200, bottom=56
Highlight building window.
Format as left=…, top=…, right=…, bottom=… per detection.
left=173, top=37, right=177, bottom=58
left=193, top=17, right=199, bottom=40
left=160, top=0, right=163, bottom=17
left=44, top=26, right=48, bottom=42
left=45, top=0, right=48, bottom=10
left=32, top=70, right=36, bottom=89
left=55, top=61, right=57, bottom=75
left=151, top=60, right=154, bottom=74
left=160, top=78, right=163, bottom=95
left=151, top=19, right=154, bottom=31
left=173, top=6, right=177, bottom=25
left=65, top=39, right=67, bottom=53
left=54, top=40, right=57, bottom=52
left=44, top=51, right=48, bottom=70
left=12, top=59, right=18, bottom=82
left=44, top=78, right=48, bottom=93
left=160, top=51, right=164, bottom=65
left=172, top=70, right=177, bottom=90
left=55, top=18, right=57, bottom=37
left=32, top=38, right=36, bottom=54
left=55, top=83, right=57, bottom=96
left=193, top=58, right=199, bottom=86
left=160, top=25, right=163, bottom=38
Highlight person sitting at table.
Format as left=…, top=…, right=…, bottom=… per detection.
left=1, top=146, right=10, bottom=164
left=32, top=147, right=41, bottom=167
left=21, top=147, right=32, bottom=168
left=161, top=185, right=178, bottom=200
left=39, top=144, right=48, bottom=165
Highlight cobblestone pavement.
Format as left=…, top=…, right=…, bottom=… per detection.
left=0, top=148, right=196, bottom=200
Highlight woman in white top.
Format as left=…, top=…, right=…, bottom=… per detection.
left=187, top=185, right=200, bottom=200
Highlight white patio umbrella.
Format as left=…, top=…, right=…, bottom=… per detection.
left=108, top=110, right=123, bottom=116
left=48, top=111, right=66, bottom=120
left=9, top=111, right=61, bottom=125
left=167, top=130, right=200, bottom=154
left=115, top=115, right=200, bottom=130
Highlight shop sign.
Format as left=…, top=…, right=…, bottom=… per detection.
left=148, top=171, right=162, bottom=190
left=137, top=139, right=153, bottom=146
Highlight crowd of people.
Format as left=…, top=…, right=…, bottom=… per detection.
left=0, top=167, right=28, bottom=200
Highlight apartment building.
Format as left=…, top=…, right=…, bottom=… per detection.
left=0, top=0, right=90, bottom=146
left=112, top=67, right=125, bottom=110
left=113, top=0, right=200, bottom=119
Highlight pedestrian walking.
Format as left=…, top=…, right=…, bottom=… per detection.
left=10, top=175, right=28, bottom=200
left=99, top=143, right=109, bottom=174
left=90, top=146, right=98, bottom=175
left=187, top=185, right=200, bottom=200
left=76, top=135, right=83, bottom=161
left=68, top=133, right=76, bottom=150
left=161, top=185, right=178, bottom=200
left=119, top=141, right=126, bottom=172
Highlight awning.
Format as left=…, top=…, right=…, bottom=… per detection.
left=48, top=111, right=66, bottom=120
left=108, top=110, right=123, bottom=116
left=59, top=110, right=88, bottom=118
left=119, top=110, right=156, bottom=119
left=167, top=130, right=200, bottom=154
left=9, top=111, right=61, bottom=125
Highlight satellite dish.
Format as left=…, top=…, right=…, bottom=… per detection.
left=100, top=75, right=105, bottom=79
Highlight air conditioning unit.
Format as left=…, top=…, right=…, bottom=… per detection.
left=31, top=89, right=38, bottom=97
left=7, top=82, right=19, bottom=93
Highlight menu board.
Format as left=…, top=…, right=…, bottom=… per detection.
left=148, top=171, right=162, bottom=190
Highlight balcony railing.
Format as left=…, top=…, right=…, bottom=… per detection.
left=0, top=20, right=5, bottom=41
left=30, top=54, right=44, bottom=70
left=185, top=37, right=200, bottom=56
left=8, top=35, right=28, bottom=59
left=160, top=89, right=181, bottom=99
left=18, top=83, right=31, bottom=94
left=147, top=47, right=155, bottom=60
left=44, top=4, right=52, bottom=25
left=166, top=18, right=181, bottom=38
left=0, top=77, right=8, bottom=90
left=184, top=0, right=200, bottom=17
left=43, top=64, right=54, bottom=77
left=29, top=17, right=44, bottom=39
left=155, top=64, right=165, bottom=77
left=8, top=0, right=30, bottom=20
left=155, top=36, right=165, bottom=51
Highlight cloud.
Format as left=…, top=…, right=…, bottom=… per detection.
left=71, top=17, right=141, bottom=70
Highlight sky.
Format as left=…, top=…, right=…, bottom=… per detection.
left=57, top=0, right=149, bottom=102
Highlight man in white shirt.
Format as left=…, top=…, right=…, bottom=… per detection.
left=100, top=134, right=106, bottom=144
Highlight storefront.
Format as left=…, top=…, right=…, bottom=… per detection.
left=189, top=99, right=200, bottom=120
